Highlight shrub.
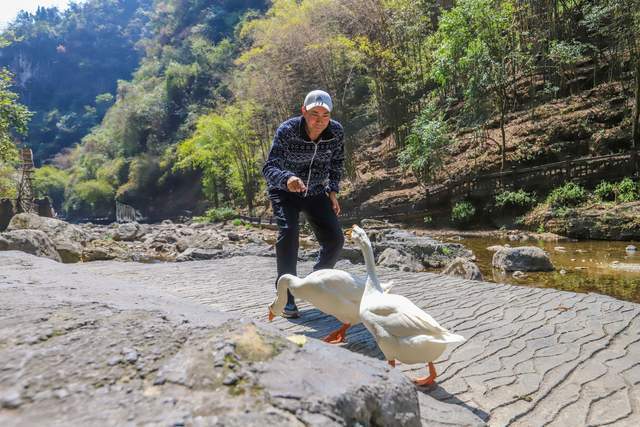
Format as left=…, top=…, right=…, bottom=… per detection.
left=33, top=165, right=70, bottom=210
left=594, top=178, right=639, bottom=203
left=546, top=182, right=587, bottom=208
left=232, top=218, right=243, bottom=226
left=451, top=201, right=476, bottom=225
left=494, top=189, right=536, bottom=210
left=196, top=207, right=237, bottom=223
left=63, top=179, right=115, bottom=218
left=398, top=100, right=451, bottom=183
left=423, top=215, right=433, bottom=225
left=594, top=181, right=616, bottom=202
left=615, top=178, right=639, bottom=203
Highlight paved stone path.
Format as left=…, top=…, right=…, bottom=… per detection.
left=79, top=256, right=640, bottom=426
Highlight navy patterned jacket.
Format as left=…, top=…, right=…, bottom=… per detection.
left=262, top=115, right=345, bottom=197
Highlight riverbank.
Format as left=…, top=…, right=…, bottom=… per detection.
left=522, top=200, right=640, bottom=240
left=5, top=251, right=638, bottom=426
left=435, top=234, right=640, bottom=303
left=3, top=212, right=640, bottom=303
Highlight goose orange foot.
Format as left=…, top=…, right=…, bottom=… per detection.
left=323, top=323, right=350, bottom=344
left=268, top=308, right=275, bottom=322
left=413, top=362, right=437, bottom=387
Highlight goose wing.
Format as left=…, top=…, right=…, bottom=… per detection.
left=304, top=269, right=363, bottom=304
left=363, top=294, right=449, bottom=338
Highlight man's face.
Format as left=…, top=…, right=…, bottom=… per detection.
left=302, top=106, right=330, bottom=134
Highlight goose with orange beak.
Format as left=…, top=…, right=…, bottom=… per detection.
left=349, top=224, right=465, bottom=386
left=267, top=225, right=393, bottom=344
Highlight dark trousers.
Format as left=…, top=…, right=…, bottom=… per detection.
left=269, top=189, right=345, bottom=305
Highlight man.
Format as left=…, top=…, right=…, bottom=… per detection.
left=262, top=90, right=345, bottom=318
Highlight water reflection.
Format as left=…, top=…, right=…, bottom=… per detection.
left=434, top=237, right=640, bottom=303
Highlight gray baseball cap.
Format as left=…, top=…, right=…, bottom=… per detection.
left=303, top=90, right=333, bottom=112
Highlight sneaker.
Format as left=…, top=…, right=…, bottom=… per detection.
left=282, top=303, right=300, bottom=319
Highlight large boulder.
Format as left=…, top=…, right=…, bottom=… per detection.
left=0, top=230, right=62, bottom=262
left=0, top=199, right=14, bottom=231
left=0, top=251, right=422, bottom=426
left=492, top=246, right=554, bottom=272
left=372, top=228, right=473, bottom=269
left=7, top=213, right=88, bottom=262
left=81, top=239, right=129, bottom=262
left=442, top=257, right=484, bottom=281
left=377, top=247, right=424, bottom=272
left=176, top=247, right=225, bottom=262
left=111, top=222, right=149, bottom=242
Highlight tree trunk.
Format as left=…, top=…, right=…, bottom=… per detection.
left=213, top=177, right=219, bottom=208
left=633, top=60, right=640, bottom=150
left=500, top=107, right=507, bottom=171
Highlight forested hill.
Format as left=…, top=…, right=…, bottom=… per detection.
left=0, top=0, right=153, bottom=161
left=1, top=0, right=639, bottom=223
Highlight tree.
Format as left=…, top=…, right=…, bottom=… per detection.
left=1, top=0, right=153, bottom=160
left=0, top=37, right=31, bottom=198
left=398, top=99, right=451, bottom=184
left=583, top=0, right=640, bottom=148
left=176, top=102, right=267, bottom=214
left=429, top=0, right=530, bottom=170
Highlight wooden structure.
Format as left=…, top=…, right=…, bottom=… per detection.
left=15, top=148, right=35, bottom=214
left=437, top=151, right=640, bottom=202
left=116, top=201, right=143, bottom=223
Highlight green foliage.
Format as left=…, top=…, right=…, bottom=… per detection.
left=64, top=179, right=115, bottom=218
left=548, top=40, right=590, bottom=68
left=439, top=246, right=452, bottom=256
left=0, top=68, right=31, bottom=165
left=423, top=215, right=432, bottom=225
left=96, top=158, right=129, bottom=188
left=195, top=207, right=238, bottom=223
left=33, top=165, right=69, bottom=210
left=175, top=102, right=265, bottom=213
left=0, top=164, right=17, bottom=199
left=428, top=0, right=525, bottom=118
left=614, top=178, right=639, bottom=202
left=546, top=182, right=588, bottom=208
left=2, top=0, right=153, bottom=160
left=451, top=201, right=476, bottom=225
left=398, top=100, right=451, bottom=183
left=494, top=189, right=537, bottom=210
left=115, top=155, right=161, bottom=203
left=594, top=180, right=616, bottom=202
left=0, top=41, right=31, bottom=198
left=427, top=0, right=531, bottom=170
left=8, top=0, right=640, bottom=222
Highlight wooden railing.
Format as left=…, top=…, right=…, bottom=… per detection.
left=430, top=150, right=639, bottom=202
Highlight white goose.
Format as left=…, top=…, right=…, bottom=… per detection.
left=347, top=224, right=465, bottom=386
left=268, top=238, right=393, bottom=344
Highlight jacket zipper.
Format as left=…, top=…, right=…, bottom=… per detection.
left=304, top=142, right=319, bottom=197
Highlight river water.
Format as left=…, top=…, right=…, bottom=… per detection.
left=432, top=235, right=640, bottom=303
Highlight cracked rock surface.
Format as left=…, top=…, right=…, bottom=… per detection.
left=0, top=251, right=430, bottom=427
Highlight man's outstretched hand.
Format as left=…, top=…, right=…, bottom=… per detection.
left=287, top=176, right=307, bottom=193
left=328, top=191, right=340, bottom=215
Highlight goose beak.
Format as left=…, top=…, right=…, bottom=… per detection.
left=344, top=224, right=356, bottom=239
